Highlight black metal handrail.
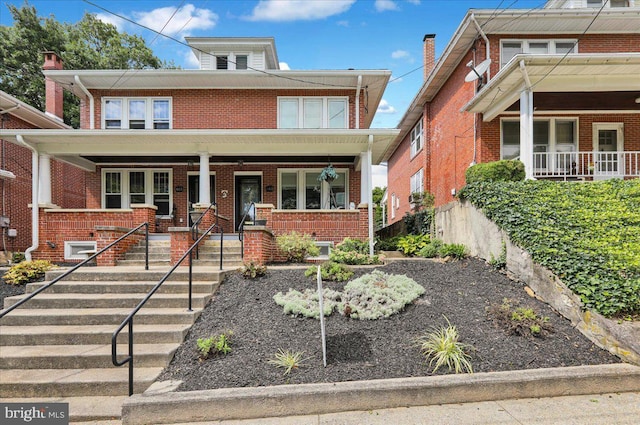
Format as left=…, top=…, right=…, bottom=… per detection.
left=112, top=220, right=223, bottom=396
left=190, top=202, right=217, bottom=260
left=0, top=222, right=149, bottom=319
left=237, top=201, right=256, bottom=259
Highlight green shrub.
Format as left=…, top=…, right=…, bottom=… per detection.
left=438, top=243, right=468, bottom=260
left=12, top=252, right=25, bottom=264
left=465, top=160, right=525, bottom=185
left=397, top=234, right=431, bottom=256
left=403, top=209, right=434, bottom=235
left=276, top=231, right=320, bottom=262
left=419, top=239, right=443, bottom=258
left=375, top=235, right=401, bottom=251
left=487, top=299, right=552, bottom=338
left=197, top=330, right=234, bottom=360
left=305, top=261, right=354, bottom=282
left=329, top=237, right=381, bottom=265
left=415, top=317, right=474, bottom=374
left=239, top=261, right=267, bottom=279
left=460, top=179, right=640, bottom=317
left=3, top=260, right=54, bottom=285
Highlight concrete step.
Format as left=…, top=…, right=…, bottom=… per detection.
left=45, top=269, right=225, bottom=282
left=0, top=307, right=201, bottom=326
left=26, top=280, right=218, bottom=295
left=0, top=396, right=126, bottom=423
left=115, top=259, right=172, bottom=267
left=4, top=292, right=211, bottom=310
left=123, top=253, right=170, bottom=261
left=201, top=239, right=242, bottom=248
left=0, top=343, right=178, bottom=369
left=127, top=246, right=171, bottom=253
left=194, top=259, right=243, bottom=268
left=0, top=367, right=163, bottom=397
left=0, top=323, right=191, bottom=346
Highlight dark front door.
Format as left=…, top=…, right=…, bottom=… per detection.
left=188, top=174, right=215, bottom=226
left=235, top=175, right=262, bottom=230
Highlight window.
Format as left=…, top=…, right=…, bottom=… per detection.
left=501, top=118, right=578, bottom=170
left=410, top=169, right=424, bottom=197
left=102, top=97, right=172, bottom=129
left=278, top=169, right=348, bottom=209
left=236, top=55, right=248, bottom=70
left=278, top=97, right=348, bottom=129
left=64, top=241, right=97, bottom=260
left=102, top=169, right=173, bottom=216
left=391, top=193, right=396, bottom=219
left=216, top=56, right=228, bottom=70
left=410, top=120, right=423, bottom=158
left=588, top=0, right=629, bottom=7
left=500, top=40, right=577, bottom=67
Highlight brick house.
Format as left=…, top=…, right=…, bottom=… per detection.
left=0, top=38, right=399, bottom=264
left=0, top=88, right=86, bottom=258
left=385, top=0, right=640, bottom=222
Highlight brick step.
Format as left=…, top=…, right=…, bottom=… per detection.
left=26, top=280, right=218, bottom=295
left=3, top=292, right=211, bottom=310
left=0, top=367, right=163, bottom=397
left=0, top=343, right=178, bottom=369
left=0, top=307, right=201, bottom=326
left=0, top=396, right=126, bottom=423
left=0, top=323, right=191, bottom=346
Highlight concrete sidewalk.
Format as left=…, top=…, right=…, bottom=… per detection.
left=190, top=392, right=640, bottom=425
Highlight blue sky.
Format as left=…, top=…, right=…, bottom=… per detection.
left=1, top=0, right=545, bottom=186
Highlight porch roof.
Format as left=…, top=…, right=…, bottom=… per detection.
left=463, top=53, right=640, bottom=122
left=0, top=128, right=400, bottom=171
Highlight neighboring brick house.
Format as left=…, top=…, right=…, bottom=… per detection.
left=0, top=38, right=398, bottom=264
left=385, top=0, right=640, bottom=222
left=0, top=89, right=85, bottom=256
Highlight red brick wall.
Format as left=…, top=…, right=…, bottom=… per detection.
left=1, top=114, right=86, bottom=252
left=243, top=228, right=274, bottom=264
left=84, top=89, right=365, bottom=130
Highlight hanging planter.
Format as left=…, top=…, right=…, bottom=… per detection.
left=318, top=164, right=338, bottom=183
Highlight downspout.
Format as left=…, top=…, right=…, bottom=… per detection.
left=367, top=135, right=374, bottom=257
left=74, top=75, right=95, bottom=129
left=355, top=75, right=362, bottom=129
left=470, top=14, right=490, bottom=80
left=16, top=135, right=39, bottom=260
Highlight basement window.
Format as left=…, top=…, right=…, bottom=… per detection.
left=64, top=241, right=97, bottom=260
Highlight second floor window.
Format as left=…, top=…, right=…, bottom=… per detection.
left=278, top=97, right=348, bottom=129
left=500, top=40, right=577, bottom=67
left=103, top=97, right=172, bottom=129
left=410, top=120, right=423, bottom=158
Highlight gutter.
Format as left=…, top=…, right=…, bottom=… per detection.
left=74, top=75, right=95, bottom=129
left=15, top=135, right=39, bottom=260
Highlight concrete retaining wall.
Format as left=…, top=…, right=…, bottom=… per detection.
left=435, top=200, right=640, bottom=365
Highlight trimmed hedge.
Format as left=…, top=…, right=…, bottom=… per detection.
left=465, top=160, right=525, bottom=184
left=459, top=179, right=640, bottom=318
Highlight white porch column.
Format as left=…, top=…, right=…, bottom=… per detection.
left=198, top=152, right=211, bottom=205
left=520, top=89, right=534, bottom=180
left=38, top=153, right=52, bottom=205
left=359, top=152, right=370, bottom=205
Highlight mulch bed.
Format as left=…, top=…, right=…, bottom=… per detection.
left=158, top=258, right=620, bottom=391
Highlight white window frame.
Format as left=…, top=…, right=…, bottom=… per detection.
left=64, top=241, right=97, bottom=260
left=277, top=168, right=349, bottom=210
left=410, top=169, right=424, bottom=196
left=277, top=97, right=349, bottom=129
left=102, top=97, right=172, bottom=129
left=586, top=0, right=631, bottom=7
left=391, top=193, right=396, bottom=219
left=101, top=168, right=173, bottom=217
left=500, top=39, right=578, bottom=67
left=410, top=120, right=423, bottom=158
left=500, top=117, right=579, bottom=171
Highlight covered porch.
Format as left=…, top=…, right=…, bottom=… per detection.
left=0, top=129, right=398, bottom=263
left=464, top=54, right=640, bottom=180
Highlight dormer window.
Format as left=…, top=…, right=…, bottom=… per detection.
left=236, top=55, right=248, bottom=70
left=216, top=56, right=228, bottom=70
left=587, top=0, right=629, bottom=7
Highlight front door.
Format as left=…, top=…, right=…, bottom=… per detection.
left=593, top=123, right=624, bottom=179
left=235, top=175, right=262, bottom=230
left=187, top=174, right=215, bottom=226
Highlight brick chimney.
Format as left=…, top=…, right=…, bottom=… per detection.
left=423, top=34, right=436, bottom=81
left=42, top=51, right=64, bottom=120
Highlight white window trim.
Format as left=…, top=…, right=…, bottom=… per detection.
left=410, top=120, right=423, bottom=158
left=585, top=0, right=632, bottom=8
left=592, top=122, right=624, bottom=152
left=390, top=193, right=396, bottom=220
left=277, top=96, right=349, bottom=129
left=102, top=97, right=172, bottom=129
left=101, top=168, right=173, bottom=217
left=500, top=39, right=579, bottom=67
left=277, top=168, right=349, bottom=210
left=64, top=241, right=97, bottom=260
left=410, top=169, right=424, bottom=196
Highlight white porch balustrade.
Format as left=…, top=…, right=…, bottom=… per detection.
left=532, top=151, right=640, bottom=180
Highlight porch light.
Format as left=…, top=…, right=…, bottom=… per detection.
left=635, top=97, right=640, bottom=104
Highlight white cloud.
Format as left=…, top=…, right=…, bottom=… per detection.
left=377, top=99, right=396, bottom=114
left=337, top=20, right=350, bottom=27
left=246, top=0, right=356, bottom=22
left=390, top=75, right=403, bottom=83
left=279, top=62, right=291, bottom=70
left=95, top=13, right=127, bottom=31
left=372, top=165, right=388, bottom=188
left=406, top=0, right=421, bottom=5
left=133, top=4, right=218, bottom=37
left=391, top=50, right=410, bottom=60
left=184, top=50, right=201, bottom=69
left=375, top=0, right=399, bottom=12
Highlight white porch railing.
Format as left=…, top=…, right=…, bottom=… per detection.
left=532, top=151, right=640, bottom=180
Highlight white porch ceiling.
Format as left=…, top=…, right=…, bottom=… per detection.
left=464, top=53, right=640, bottom=121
